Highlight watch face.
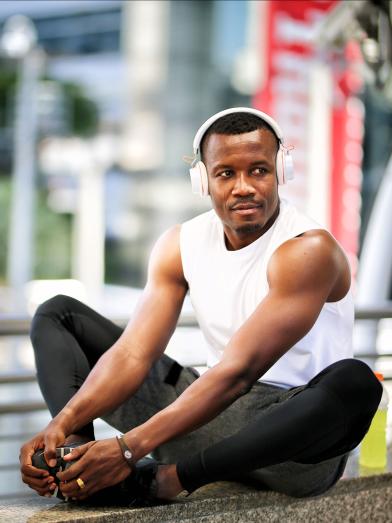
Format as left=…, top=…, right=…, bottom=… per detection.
left=124, top=450, right=132, bottom=460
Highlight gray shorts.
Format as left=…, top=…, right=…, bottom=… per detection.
left=103, top=354, right=348, bottom=498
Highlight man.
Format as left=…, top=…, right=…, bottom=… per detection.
left=20, top=108, right=381, bottom=502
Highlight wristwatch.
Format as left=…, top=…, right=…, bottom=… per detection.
left=116, top=435, right=135, bottom=469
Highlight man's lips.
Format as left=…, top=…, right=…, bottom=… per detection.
left=230, top=203, right=263, bottom=216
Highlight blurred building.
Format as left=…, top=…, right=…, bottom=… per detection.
left=0, top=0, right=391, bottom=300
left=0, top=0, right=251, bottom=294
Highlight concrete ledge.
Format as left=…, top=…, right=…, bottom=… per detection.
left=2, top=475, right=392, bottom=523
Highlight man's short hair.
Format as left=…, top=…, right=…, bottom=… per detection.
left=200, top=112, right=280, bottom=160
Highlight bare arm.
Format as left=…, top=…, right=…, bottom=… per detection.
left=55, top=225, right=188, bottom=435
left=122, top=230, right=351, bottom=460
left=20, top=224, right=188, bottom=487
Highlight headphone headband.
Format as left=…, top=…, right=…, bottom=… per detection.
left=192, top=107, right=285, bottom=156
left=189, top=107, right=293, bottom=196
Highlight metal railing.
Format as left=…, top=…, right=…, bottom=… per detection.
left=1, top=306, right=392, bottom=415
left=1, top=306, right=392, bottom=335
left=0, top=312, right=201, bottom=414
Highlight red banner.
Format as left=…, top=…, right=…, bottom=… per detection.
left=253, top=0, right=364, bottom=277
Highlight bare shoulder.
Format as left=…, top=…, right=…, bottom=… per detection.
left=267, top=229, right=351, bottom=302
left=147, top=224, right=187, bottom=288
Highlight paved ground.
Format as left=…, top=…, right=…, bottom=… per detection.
left=2, top=474, right=392, bottom=522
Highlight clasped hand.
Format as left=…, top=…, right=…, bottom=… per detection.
left=57, top=438, right=131, bottom=500
left=20, top=420, right=132, bottom=500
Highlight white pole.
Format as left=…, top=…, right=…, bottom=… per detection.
left=306, top=62, right=332, bottom=228
left=354, top=155, right=392, bottom=360
left=72, top=155, right=105, bottom=307
left=6, top=48, right=43, bottom=311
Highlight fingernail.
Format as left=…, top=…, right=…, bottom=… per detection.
left=44, top=493, right=52, bottom=498
left=49, top=459, right=57, bottom=467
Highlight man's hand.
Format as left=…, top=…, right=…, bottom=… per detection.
left=57, top=438, right=131, bottom=500
left=19, top=423, right=66, bottom=496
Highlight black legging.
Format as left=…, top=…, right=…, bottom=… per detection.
left=30, top=295, right=123, bottom=439
left=176, top=357, right=382, bottom=492
left=30, top=294, right=382, bottom=494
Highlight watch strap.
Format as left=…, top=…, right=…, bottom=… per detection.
left=116, top=435, right=134, bottom=469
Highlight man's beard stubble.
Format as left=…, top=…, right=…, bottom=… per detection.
left=234, top=223, right=264, bottom=235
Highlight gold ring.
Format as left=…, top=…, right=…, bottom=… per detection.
left=76, top=477, right=85, bottom=490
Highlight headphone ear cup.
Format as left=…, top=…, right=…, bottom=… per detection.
left=276, top=147, right=294, bottom=185
left=189, top=161, right=209, bottom=197
left=276, top=148, right=284, bottom=185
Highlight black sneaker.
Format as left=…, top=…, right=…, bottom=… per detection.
left=121, top=456, right=161, bottom=506
left=80, top=457, right=163, bottom=507
left=32, top=442, right=85, bottom=500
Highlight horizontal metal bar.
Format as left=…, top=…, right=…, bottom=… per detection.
left=0, top=313, right=199, bottom=336
left=0, top=373, right=37, bottom=384
left=1, top=353, right=392, bottom=386
left=354, top=308, right=392, bottom=320
left=353, top=353, right=392, bottom=359
left=0, top=401, right=46, bottom=414
left=0, top=431, right=38, bottom=442
left=1, top=307, right=392, bottom=336
left=0, top=464, right=20, bottom=472
left=3, top=375, right=392, bottom=415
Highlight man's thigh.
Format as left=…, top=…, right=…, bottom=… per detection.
left=102, top=354, right=198, bottom=435
left=153, top=379, right=296, bottom=462
left=102, top=359, right=270, bottom=462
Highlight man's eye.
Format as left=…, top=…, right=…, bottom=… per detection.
left=218, top=170, right=232, bottom=178
left=253, top=167, right=267, bottom=175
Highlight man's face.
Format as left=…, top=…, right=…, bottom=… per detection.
left=203, top=128, right=280, bottom=250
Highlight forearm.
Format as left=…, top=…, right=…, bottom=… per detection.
left=123, top=363, right=250, bottom=460
left=53, top=345, right=150, bottom=434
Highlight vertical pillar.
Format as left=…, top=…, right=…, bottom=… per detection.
left=71, top=149, right=105, bottom=307
left=120, top=0, right=169, bottom=171
left=306, top=63, right=332, bottom=227
left=7, top=49, right=43, bottom=311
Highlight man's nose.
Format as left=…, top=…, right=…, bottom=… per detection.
left=232, top=173, right=256, bottom=196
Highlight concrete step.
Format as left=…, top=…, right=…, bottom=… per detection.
left=1, top=474, right=392, bottom=523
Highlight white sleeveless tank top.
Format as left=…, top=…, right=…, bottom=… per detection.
left=179, top=199, right=354, bottom=389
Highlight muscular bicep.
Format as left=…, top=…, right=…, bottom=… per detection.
left=221, top=230, right=350, bottom=384
left=113, top=225, right=188, bottom=365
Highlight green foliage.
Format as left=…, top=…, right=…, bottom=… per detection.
left=0, top=70, right=16, bottom=128
left=0, top=69, right=96, bottom=282
left=0, top=177, right=11, bottom=284
left=0, top=177, right=72, bottom=282
left=0, top=70, right=98, bottom=136
left=62, top=82, right=99, bottom=137
left=33, top=189, right=72, bottom=279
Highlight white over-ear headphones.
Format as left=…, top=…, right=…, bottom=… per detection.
left=189, top=107, right=294, bottom=197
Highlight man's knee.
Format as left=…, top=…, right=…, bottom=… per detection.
left=30, top=294, right=77, bottom=342
left=34, top=294, right=77, bottom=317
left=321, top=358, right=382, bottom=419
left=336, top=358, right=381, bottom=399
